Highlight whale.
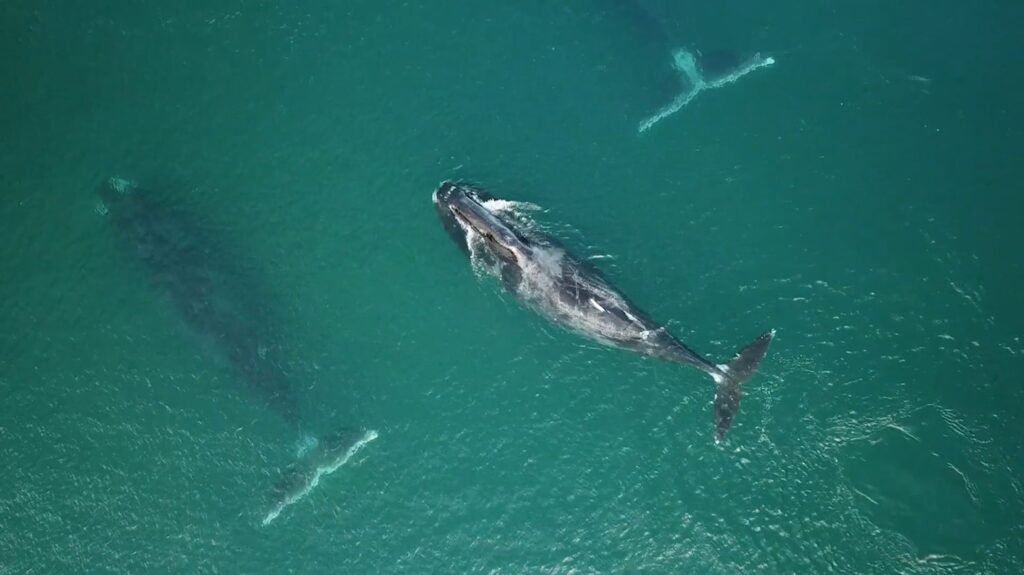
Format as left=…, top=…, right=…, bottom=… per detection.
left=98, top=177, right=300, bottom=427
left=433, top=181, right=773, bottom=442
left=98, top=177, right=376, bottom=524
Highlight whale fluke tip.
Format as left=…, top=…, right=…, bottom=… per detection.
left=712, top=331, right=775, bottom=442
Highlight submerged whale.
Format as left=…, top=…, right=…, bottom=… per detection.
left=433, top=182, right=773, bottom=441
left=98, top=177, right=299, bottom=427
left=98, top=177, right=376, bottom=524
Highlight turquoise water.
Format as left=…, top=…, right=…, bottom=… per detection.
left=2, top=1, right=1023, bottom=573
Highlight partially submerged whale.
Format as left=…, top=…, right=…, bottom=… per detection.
left=433, top=182, right=773, bottom=441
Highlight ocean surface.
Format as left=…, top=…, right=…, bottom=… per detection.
left=2, top=1, right=1022, bottom=573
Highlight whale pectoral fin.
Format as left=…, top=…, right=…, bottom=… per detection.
left=710, top=330, right=775, bottom=442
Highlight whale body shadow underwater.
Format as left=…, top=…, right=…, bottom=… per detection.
left=98, top=177, right=376, bottom=525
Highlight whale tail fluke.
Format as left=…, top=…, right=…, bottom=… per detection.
left=638, top=48, right=776, bottom=133
left=710, top=330, right=775, bottom=443
left=261, top=428, right=379, bottom=526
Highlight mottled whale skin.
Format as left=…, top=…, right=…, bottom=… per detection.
left=99, top=177, right=299, bottom=428
left=433, top=181, right=773, bottom=441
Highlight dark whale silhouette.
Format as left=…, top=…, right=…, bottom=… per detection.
left=99, top=177, right=299, bottom=428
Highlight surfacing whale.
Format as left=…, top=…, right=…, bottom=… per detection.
left=433, top=182, right=773, bottom=442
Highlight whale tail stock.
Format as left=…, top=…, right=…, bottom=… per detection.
left=709, top=330, right=775, bottom=443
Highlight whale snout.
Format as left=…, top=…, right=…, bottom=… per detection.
left=433, top=181, right=461, bottom=206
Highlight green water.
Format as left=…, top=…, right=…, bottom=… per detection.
left=2, top=1, right=1022, bottom=573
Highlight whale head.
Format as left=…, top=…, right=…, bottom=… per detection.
left=432, top=181, right=531, bottom=267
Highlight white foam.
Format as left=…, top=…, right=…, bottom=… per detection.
left=465, top=227, right=501, bottom=279
left=261, top=429, right=379, bottom=526
left=481, top=198, right=541, bottom=214
left=109, top=176, right=135, bottom=194
left=295, top=434, right=319, bottom=458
